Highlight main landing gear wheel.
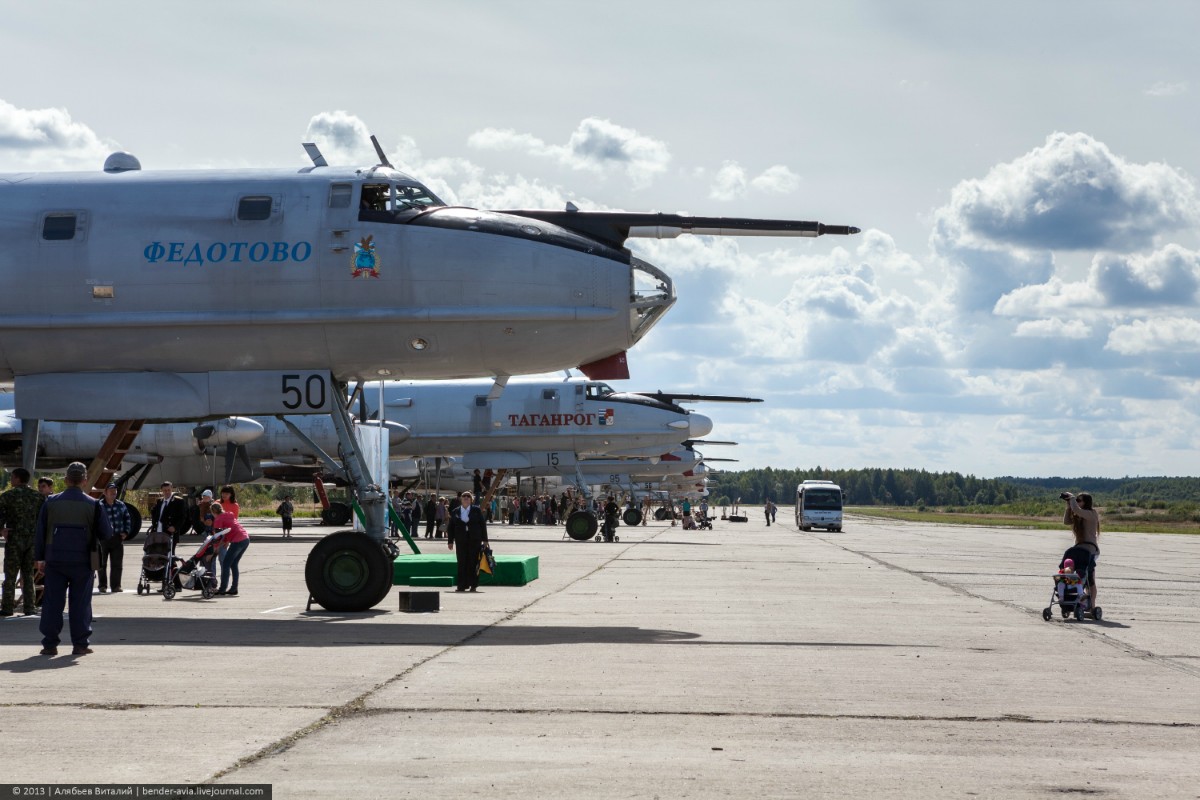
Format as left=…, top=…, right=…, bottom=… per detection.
left=566, top=511, right=599, bottom=541
left=305, top=531, right=394, bottom=611
left=320, top=502, right=353, bottom=527
left=623, top=508, right=643, bottom=527
left=1042, top=607, right=1052, bottom=621
left=654, top=508, right=670, bottom=521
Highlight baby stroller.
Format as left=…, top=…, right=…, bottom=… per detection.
left=137, top=530, right=178, bottom=597
left=598, top=513, right=620, bottom=542
left=1042, top=545, right=1103, bottom=622
left=173, top=529, right=226, bottom=600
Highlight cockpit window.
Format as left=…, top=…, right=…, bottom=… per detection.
left=585, top=383, right=616, bottom=400
left=361, top=182, right=444, bottom=214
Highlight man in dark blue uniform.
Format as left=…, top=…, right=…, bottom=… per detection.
left=34, top=462, right=112, bottom=656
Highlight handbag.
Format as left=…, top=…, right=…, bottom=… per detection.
left=478, top=544, right=496, bottom=575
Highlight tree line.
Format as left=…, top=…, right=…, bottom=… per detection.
left=710, top=468, right=1200, bottom=508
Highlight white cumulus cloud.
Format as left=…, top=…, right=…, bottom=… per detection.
left=1091, top=245, right=1200, bottom=307
left=1106, top=317, right=1200, bottom=355
left=1013, top=318, right=1092, bottom=339
left=933, top=131, right=1198, bottom=254
left=750, top=164, right=801, bottom=194
left=303, top=110, right=376, bottom=165
left=708, top=162, right=800, bottom=199
left=469, top=117, right=671, bottom=189
left=0, top=98, right=116, bottom=170
left=708, top=161, right=747, bottom=199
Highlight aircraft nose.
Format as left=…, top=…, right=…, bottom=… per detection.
left=688, top=413, right=714, bottom=438
left=630, top=257, right=676, bottom=345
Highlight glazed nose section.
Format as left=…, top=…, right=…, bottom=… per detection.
left=688, top=413, right=714, bottom=438
left=629, top=256, right=676, bottom=344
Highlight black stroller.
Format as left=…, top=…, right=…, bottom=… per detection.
left=1042, top=545, right=1103, bottom=622
left=137, top=530, right=177, bottom=597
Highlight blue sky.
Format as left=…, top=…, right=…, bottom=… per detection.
left=3, top=1, right=1199, bottom=478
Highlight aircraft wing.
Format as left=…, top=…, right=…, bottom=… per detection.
left=499, top=210, right=860, bottom=250
left=637, top=392, right=763, bottom=405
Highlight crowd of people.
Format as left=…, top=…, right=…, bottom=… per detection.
left=2, top=465, right=758, bottom=657
left=0, top=467, right=255, bottom=656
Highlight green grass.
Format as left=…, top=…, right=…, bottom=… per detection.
left=848, top=506, right=1200, bottom=535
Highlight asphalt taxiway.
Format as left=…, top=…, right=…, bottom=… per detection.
left=2, top=512, right=1198, bottom=798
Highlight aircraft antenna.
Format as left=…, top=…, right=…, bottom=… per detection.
left=370, top=135, right=394, bottom=169
left=302, top=143, right=328, bottom=167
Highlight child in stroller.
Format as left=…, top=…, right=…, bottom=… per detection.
left=174, top=529, right=227, bottom=600
left=137, top=528, right=225, bottom=599
left=1042, top=545, right=1103, bottom=622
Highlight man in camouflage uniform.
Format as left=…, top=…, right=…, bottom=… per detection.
left=1, top=468, right=46, bottom=616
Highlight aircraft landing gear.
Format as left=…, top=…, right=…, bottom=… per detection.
left=623, top=508, right=643, bottom=526
left=565, top=510, right=598, bottom=541
left=295, top=382, right=395, bottom=611
left=320, top=501, right=353, bottom=527
left=305, top=531, right=396, bottom=611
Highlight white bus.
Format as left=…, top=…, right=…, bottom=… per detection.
left=795, top=480, right=843, bottom=531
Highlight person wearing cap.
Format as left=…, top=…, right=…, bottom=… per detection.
left=197, top=489, right=216, bottom=538
left=149, top=481, right=187, bottom=548
left=96, top=483, right=132, bottom=593
left=34, top=461, right=113, bottom=656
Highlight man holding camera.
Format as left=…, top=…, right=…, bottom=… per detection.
left=1061, top=491, right=1100, bottom=607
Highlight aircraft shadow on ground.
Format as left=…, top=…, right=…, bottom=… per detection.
left=482, top=538, right=724, bottom=547
left=0, top=616, right=934, bottom=671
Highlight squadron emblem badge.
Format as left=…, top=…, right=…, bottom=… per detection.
left=352, top=235, right=380, bottom=278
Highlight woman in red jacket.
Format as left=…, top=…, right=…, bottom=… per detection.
left=211, top=502, right=250, bottom=597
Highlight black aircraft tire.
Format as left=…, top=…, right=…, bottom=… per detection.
left=125, top=506, right=143, bottom=542
left=305, top=531, right=393, bottom=612
left=623, top=508, right=643, bottom=527
left=565, top=511, right=599, bottom=541
left=321, top=502, right=353, bottom=527
left=654, top=508, right=670, bottom=521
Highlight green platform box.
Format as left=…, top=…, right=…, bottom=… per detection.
left=392, top=553, right=539, bottom=587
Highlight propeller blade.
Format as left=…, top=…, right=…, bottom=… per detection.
left=224, top=442, right=254, bottom=484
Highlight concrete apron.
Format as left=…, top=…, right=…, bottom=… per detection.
left=1, top=512, right=1198, bottom=798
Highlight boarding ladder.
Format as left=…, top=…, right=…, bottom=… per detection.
left=86, top=420, right=146, bottom=494
left=480, top=468, right=508, bottom=510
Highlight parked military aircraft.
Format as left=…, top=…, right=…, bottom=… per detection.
left=0, top=140, right=858, bottom=610
left=0, top=377, right=735, bottom=505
